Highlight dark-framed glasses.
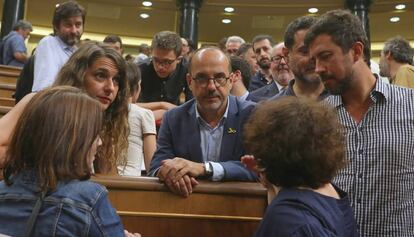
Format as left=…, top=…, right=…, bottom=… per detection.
left=152, top=57, right=177, bottom=67
left=271, top=55, right=288, bottom=63
left=192, top=75, right=231, bottom=87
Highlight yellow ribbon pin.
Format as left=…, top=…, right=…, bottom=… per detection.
left=227, top=127, right=236, bottom=134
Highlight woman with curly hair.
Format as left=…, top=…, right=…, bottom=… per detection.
left=244, top=97, right=358, bottom=237
left=0, top=42, right=129, bottom=174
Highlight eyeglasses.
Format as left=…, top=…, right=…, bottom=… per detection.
left=192, top=75, right=231, bottom=87
left=271, top=55, right=288, bottom=63
left=152, top=57, right=177, bottom=67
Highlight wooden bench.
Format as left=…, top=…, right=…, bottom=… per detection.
left=0, top=65, right=21, bottom=84
left=0, top=106, right=11, bottom=118
left=93, top=176, right=267, bottom=237
left=0, top=84, right=16, bottom=98
left=0, top=97, right=14, bottom=107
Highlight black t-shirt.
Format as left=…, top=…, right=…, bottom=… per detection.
left=138, top=58, right=192, bottom=105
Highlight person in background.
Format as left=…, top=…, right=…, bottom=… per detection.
left=379, top=36, right=414, bottom=89
left=225, top=36, right=245, bottom=56
left=1, top=20, right=32, bottom=67
left=249, top=35, right=275, bottom=91
left=0, top=86, right=140, bottom=237
left=133, top=43, right=150, bottom=64
left=244, top=97, right=358, bottom=237
left=118, top=62, right=156, bottom=176
left=236, top=43, right=258, bottom=74
left=32, top=1, right=86, bottom=92
left=230, top=56, right=252, bottom=101
left=103, top=35, right=123, bottom=55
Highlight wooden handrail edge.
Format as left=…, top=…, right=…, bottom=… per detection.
left=117, top=211, right=263, bottom=221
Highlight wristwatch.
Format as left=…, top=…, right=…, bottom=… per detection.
left=204, top=162, right=213, bottom=178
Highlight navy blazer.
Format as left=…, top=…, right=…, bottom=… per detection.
left=149, top=96, right=257, bottom=181
left=247, top=82, right=280, bottom=102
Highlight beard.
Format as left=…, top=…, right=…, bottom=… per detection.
left=257, top=59, right=271, bottom=70
left=59, top=32, right=81, bottom=46
left=320, top=70, right=353, bottom=95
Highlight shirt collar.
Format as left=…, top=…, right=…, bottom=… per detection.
left=327, top=74, right=388, bottom=108
left=195, top=96, right=230, bottom=125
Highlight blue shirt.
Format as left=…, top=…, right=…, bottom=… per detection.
left=255, top=185, right=359, bottom=237
left=0, top=171, right=125, bottom=236
left=32, top=35, right=76, bottom=92
left=195, top=99, right=229, bottom=181
left=2, top=31, right=27, bottom=67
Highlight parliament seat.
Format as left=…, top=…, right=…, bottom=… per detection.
left=93, top=175, right=267, bottom=237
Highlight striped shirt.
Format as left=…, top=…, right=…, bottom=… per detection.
left=325, top=79, right=414, bottom=237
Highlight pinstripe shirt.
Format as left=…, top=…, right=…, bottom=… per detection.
left=325, top=79, right=414, bottom=237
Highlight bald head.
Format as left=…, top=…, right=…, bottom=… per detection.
left=188, top=47, right=231, bottom=74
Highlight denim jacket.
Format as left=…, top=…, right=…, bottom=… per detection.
left=0, top=171, right=125, bottom=236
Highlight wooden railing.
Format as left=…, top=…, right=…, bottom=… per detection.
left=0, top=65, right=20, bottom=109
left=93, top=175, right=267, bottom=237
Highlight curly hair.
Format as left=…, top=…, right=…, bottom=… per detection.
left=151, top=31, right=182, bottom=57
left=3, top=86, right=103, bottom=191
left=244, top=97, right=345, bottom=189
left=54, top=42, right=129, bottom=174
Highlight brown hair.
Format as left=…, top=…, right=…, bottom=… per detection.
left=52, top=1, right=86, bottom=34
left=244, top=97, right=345, bottom=189
left=54, top=41, right=129, bottom=174
left=3, top=86, right=103, bottom=191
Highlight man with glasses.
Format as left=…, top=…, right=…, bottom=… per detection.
left=247, top=43, right=293, bottom=102
left=148, top=47, right=257, bottom=197
left=138, top=31, right=192, bottom=108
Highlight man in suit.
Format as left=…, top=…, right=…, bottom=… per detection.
left=149, top=47, right=256, bottom=197
left=248, top=43, right=293, bottom=102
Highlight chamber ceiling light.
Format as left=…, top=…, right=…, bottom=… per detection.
left=390, top=17, right=400, bottom=22
left=222, top=19, right=231, bottom=24
left=395, top=4, right=406, bottom=10
left=308, top=8, right=318, bottom=14
left=140, top=13, right=150, bottom=19
left=224, top=7, right=234, bottom=13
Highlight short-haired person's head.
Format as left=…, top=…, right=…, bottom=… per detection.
left=103, top=35, right=123, bottom=54
left=13, top=20, right=33, bottom=31
left=304, top=9, right=369, bottom=64
left=52, top=1, right=86, bottom=31
left=3, top=86, right=103, bottom=192
left=13, top=20, right=33, bottom=39
left=284, top=16, right=317, bottom=51
left=252, top=35, right=275, bottom=50
left=382, top=36, right=414, bottom=65
left=126, top=61, right=142, bottom=102
left=151, top=31, right=182, bottom=57
left=230, top=56, right=252, bottom=88
left=226, top=36, right=245, bottom=55
left=52, top=1, right=86, bottom=46
left=244, top=97, right=345, bottom=189
left=188, top=46, right=231, bottom=74
left=236, top=43, right=252, bottom=57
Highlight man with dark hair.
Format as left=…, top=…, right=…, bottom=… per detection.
left=305, top=9, right=414, bottom=237
left=138, top=31, right=191, bottom=107
left=236, top=43, right=257, bottom=74
left=229, top=56, right=252, bottom=101
left=1, top=20, right=32, bottom=67
left=244, top=97, right=358, bottom=237
left=249, top=35, right=275, bottom=91
left=134, top=43, right=150, bottom=64
left=32, top=1, right=86, bottom=92
left=149, top=47, right=256, bottom=197
left=379, top=36, right=414, bottom=89
left=271, top=16, right=328, bottom=101
left=248, top=43, right=293, bottom=102
left=103, top=35, right=123, bottom=55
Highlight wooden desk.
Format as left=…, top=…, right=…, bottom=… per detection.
left=93, top=176, right=267, bottom=237
left=0, top=65, right=20, bottom=84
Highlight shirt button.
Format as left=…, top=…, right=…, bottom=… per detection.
left=358, top=149, right=363, bottom=155
left=357, top=198, right=362, bottom=204
left=358, top=173, right=363, bottom=178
